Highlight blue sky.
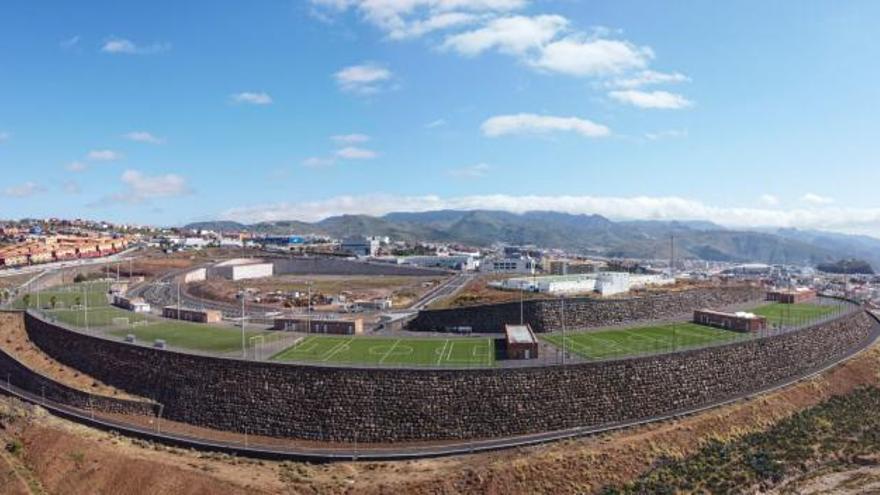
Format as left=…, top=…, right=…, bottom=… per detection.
left=1, top=1, right=879, bottom=234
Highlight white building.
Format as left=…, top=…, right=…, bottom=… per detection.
left=209, top=260, right=274, bottom=281
left=595, top=272, right=630, bottom=296
left=482, top=256, right=536, bottom=274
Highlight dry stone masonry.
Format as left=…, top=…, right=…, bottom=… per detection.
left=17, top=307, right=875, bottom=444
left=410, top=286, right=765, bottom=332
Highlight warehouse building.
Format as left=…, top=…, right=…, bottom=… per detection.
left=505, top=324, right=538, bottom=359
left=112, top=295, right=151, bottom=313
left=341, top=236, right=380, bottom=257
left=693, top=309, right=767, bottom=332
left=482, top=256, right=536, bottom=274
left=766, top=288, right=816, bottom=304
left=162, top=306, right=222, bottom=323
left=273, top=316, right=364, bottom=335
left=209, top=260, right=274, bottom=281
left=401, top=255, right=478, bottom=271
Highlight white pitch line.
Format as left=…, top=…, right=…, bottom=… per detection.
left=321, top=338, right=354, bottom=362
left=379, top=339, right=403, bottom=364
left=436, top=339, right=450, bottom=365
left=445, top=340, right=455, bottom=361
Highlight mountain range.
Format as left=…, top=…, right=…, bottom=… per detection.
left=184, top=210, right=880, bottom=269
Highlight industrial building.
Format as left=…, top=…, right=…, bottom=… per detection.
left=162, top=306, right=222, bottom=323
left=482, top=256, right=536, bottom=274
left=493, top=272, right=674, bottom=296
left=548, top=259, right=601, bottom=275
left=341, top=236, right=381, bottom=257
left=505, top=324, right=538, bottom=359
left=273, top=316, right=364, bottom=335
left=208, top=259, right=274, bottom=281
left=766, top=288, right=816, bottom=304
left=693, top=309, right=767, bottom=332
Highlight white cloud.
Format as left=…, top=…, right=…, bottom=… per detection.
left=331, top=133, right=370, bottom=144
left=449, top=163, right=491, bottom=178
left=608, top=89, right=693, bottom=109
left=60, top=35, right=81, bottom=49
left=425, top=118, right=447, bottom=128
left=334, top=63, right=392, bottom=94
left=302, top=156, right=337, bottom=168
left=802, top=193, right=834, bottom=206
left=530, top=37, right=652, bottom=76
left=123, top=131, right=164, bottom=144
left=98, top=169, right=190, bottom=205
left=0, top=131, right=9, bottom=143
left=610, top=70, right=690, bottom=89
left=101, top=37, right=171, bottom=55
left=442, top=15, right=567, bottom=56
left=481, top=113, right=610, bottom=138
left=219, top=193, right=880, bottom=236
left=311, top=0, right=526, bottom=39
left=2, top=181, right=46, bottom=198
left=230, top=92, right=273, bottom=105
left=335, top=146, right=378, bottom=159
left=645, top=129, right=688, bottom=140
left=87, top=149, right=124, bottom=161
left=759, top=194, right=780, bottom=207
left=66, top=161, right=88, bottom=173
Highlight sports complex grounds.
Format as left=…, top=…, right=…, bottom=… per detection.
left=14, top=281, right=851, bottom=367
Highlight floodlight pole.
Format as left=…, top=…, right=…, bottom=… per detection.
left=307, top=281, right=312, bottom=334
left=241, top=285, right=246, bottom=359
left=83, top=284, right=88, bottom=330
left=561, top=295, right=566, bottom=365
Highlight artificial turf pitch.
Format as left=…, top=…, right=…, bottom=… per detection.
left=751, top=302, right=838, bottom=327
left=271, top=335, right=495, bottom=367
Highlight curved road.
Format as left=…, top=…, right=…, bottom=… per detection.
left=1, top=312, right=878, bottom=462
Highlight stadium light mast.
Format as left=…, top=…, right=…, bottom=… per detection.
left=560, top=295, right=566, bottom=365
left=241, top=286, right=246, bottom=359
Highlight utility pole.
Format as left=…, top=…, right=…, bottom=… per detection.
left=307, top=281, right=313, bottom=334
left=670, top=234, right=675, bottom=280
left=83, top=283, right=88, bottom=330
left=519, top=289, right=524, bottom=325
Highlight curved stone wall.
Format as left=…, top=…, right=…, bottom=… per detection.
left=410, top=285, right=765, bottom=332
left=19, top=308, right=875, bottom=444
left=0, top=315, right=157, bottom=417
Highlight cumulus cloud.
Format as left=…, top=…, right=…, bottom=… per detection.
left=334, top=63, right=392, bottom=94
left=101, top=37, right=171, bottom=55
left=608, top=89, right=693, bottom=109
left=66, top=161, right=88, bottom=173
left=759, top=194, right=780, bottom=207
left=442, top=15, right=567, bottom=56
left=2, top=181, right=46, bottom=198
left=310, top=0, right=526, bottom=39
left=645, top=129, right=688, bottom=141
left=87, top=149, right=124, bottom=161
left=610, top=70, right=690, bottom=89
left=123, top=131, right=164, bottom=144
left=449, top=163, right=491, bottom=178
left=302, top=156, right=336, bottom=168
left=230, top=92, right=273, bottom=105
left=802, top=193, right=834, bottom=206
left=530, top=37, right=653, bottom=76
left=335, top=146, right=378, bottom=159
left=481, top=113, right=610, bottom=138
left=219, top=193, right=880, bottom=236
left=96, top=169, right=190, bottom=205
left=331, top=133, right=370, bottom=144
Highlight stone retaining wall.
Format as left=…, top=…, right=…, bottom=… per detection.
left=19, top=308, right=874, bottom=443
left=410, top=285, right=765, bottom=332
left=0, top=313, right=158, bottom=417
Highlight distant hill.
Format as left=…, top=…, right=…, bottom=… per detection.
left=184, top=210, right=880, bottom=268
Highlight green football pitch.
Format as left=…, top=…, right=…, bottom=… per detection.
left=542, top=322, right=748, bottom=361
left=750, top=302, right=839, bottom=327
left=107, top=323, right=273, bottom=353
left=271, top=335, right=495, bottom=367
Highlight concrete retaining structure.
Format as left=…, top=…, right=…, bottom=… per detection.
left=17, top=307, right=874, bottom=444
left=410, top=286, right=765, bottom=332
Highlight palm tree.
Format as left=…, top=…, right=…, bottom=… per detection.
left=22, top=294, right=30, bottom=308
left=74, top=295, right=81, bottom=308
left=50, top=295, right=57, bottom=309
